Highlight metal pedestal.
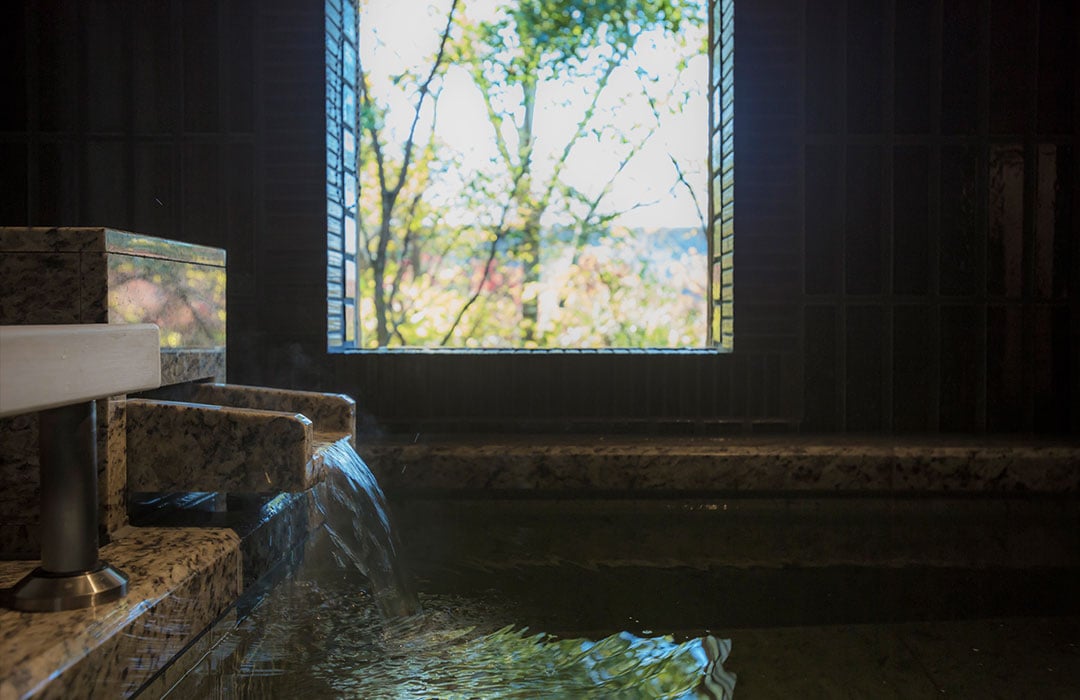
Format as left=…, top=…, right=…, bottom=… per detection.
left=8, top=401, right=128, bottom=612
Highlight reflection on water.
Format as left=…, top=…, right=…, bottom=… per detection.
left=169, top=442, right=735, bottom=697
left=178, top=574, right=734, bottom=699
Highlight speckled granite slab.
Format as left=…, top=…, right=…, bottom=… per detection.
left=126, top=400, right=324, bottom=493
left=0, top=227, right=228, bottom=556
left=190, top=384, right=354, bottom=441
left=0, top=227, right=223, bottom=263
left=0, top=412, right=37, bottom=556
left=360, top=436, right=1080, bottom=493
left=97, top=396, right=129, bottom=539
left=0, top=227, right=226, bottom=350
left=129, top=484, right=329, bottom=591
left=160, top=349, right=226, bottom=386
left=0, top=527, right=240, bottom=699
left=0, top=396, right=129, bottom=557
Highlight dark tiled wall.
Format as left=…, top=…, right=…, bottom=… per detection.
left=3, top=0, right=1077, bottom=434
left=1, top=1, right=259, bottom=259
left=799, top=0, right=1078, bottom=433
left=0, top=0, right=322, bottom=391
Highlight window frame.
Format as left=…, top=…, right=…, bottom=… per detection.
left=327, top=0, right=733, bottom=353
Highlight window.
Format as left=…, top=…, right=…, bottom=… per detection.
left=328, top=0, right=732, bottom=351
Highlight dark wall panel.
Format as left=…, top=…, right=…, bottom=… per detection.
left=939, top=306, right=982, bottom=431
left=805, top=0, right=843, bottom=133
left=132, top=0, right=179, bottom=134
left=894, top=0, right=932, bottom=134
left=182, top=143, right=223, bottom=246
left=224, top=143, right=257, bottom=281
left=893, top=146, right=929, bottom=294
left=803, top=306, right=840, bottom=431
left=939, top=146, right=981, bottom=296
left=845, top=145, right=883, bottom=294
left=805, top=145, right=842, bottom=295
left=225, top=0, right=258, bottom=131
left=986, top=305, right=1026, bottom=431
left=84, top=0, right=129, bottom=133
left=796, top=0, right=1075, bottom=434
left=1035, top=145, right=1074, bottom=300
left=987, top=144, right=1025, bottom=297
left=133, top=143, right=177, bottom=239
left=35, top=141, right=81, bottom=225
left=0, top=2, right=27, bottom=131
left=988, top=0, right=1031, bottom=135
left=941, top=0, right=980, bottom=134
left=183, top=0, right=221, bottom=133
left=1031, top=307, right=1073, bottom=432
left=845, top=0, right=884, bottom=133
left=0, top=144, right=28, bottom=225
left=82, top=141, right=128, bottom=226
left=1037, top=0, right=1077, bottom=134
left=3, top=0, right=1077, bottom=434
left=35, top=2, right=80, bottom=133
left=845, top=306, right=884, bottom=431
left=893, top=306, right=933, bottom=432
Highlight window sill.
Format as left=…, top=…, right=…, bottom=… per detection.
left=328, top=346, right=730, bottom=356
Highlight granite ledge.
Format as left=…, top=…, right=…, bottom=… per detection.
left=0, top=527, right=240, bottom=699
left=190, top=384, right=355, bottom=442
left=0, top=227, right=225, bottom=267
left=358, top=435, right=1080, bottom=494
left=160, top=348, right=226, bottom=386
left=126, top=399, right=317, bottom=493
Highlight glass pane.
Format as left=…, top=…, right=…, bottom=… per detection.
left=354, top=0, right=710, bottom=349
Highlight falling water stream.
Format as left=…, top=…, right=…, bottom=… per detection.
left=184, top=441, right=736, bottom=698
left=312, top=440, right=421, bottom=619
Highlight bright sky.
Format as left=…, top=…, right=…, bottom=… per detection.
left=359, top=0, right=708, bottom=230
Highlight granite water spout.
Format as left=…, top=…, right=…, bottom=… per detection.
left=125, top=383, right=419, bottom=616
left=0, top=228, right=420, bottom=693
left=126, top=384, right=357, bottom=495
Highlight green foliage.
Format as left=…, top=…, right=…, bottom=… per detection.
left=465, top=0, right=696, bottom=79
left=356, top=0, right=708, bottom=348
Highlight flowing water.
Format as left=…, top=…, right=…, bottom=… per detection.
left=311, top=440, right=420, bottom=619
left=175, top=442, right=736, bottom=698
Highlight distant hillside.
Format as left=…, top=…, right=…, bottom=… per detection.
left=631, top=226, right=708, bottom=257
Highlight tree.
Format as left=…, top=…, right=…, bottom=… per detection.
left=355, top=0, right=707, bottom=348
left=446, top=0, right=703, bottom=344
left=357, top=0, right=461, bottom=346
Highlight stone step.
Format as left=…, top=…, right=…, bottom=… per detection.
left=361, top=435, right=1080, bottom=494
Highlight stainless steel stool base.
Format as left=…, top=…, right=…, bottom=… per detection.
left=9, top=562, right=128, bottom=612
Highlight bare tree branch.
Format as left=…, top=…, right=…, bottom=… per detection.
left=536, top=52, right=624, bottom=213
left=668, top=152, right=706, bottom=231
left=357, top=66, right=389, bottom=197
left=391, top=0, right=460, bottom=200
left=386, top=190, right=423, bottom=315
left=440, top=166, right=528, bottom=344
left=361, top=0, right=459, bottom=345
left=458, top=21, right=516, bottom=173
left=386, top=86, right=445, bottom=322
left=640, top=71, right=707, bottom=231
